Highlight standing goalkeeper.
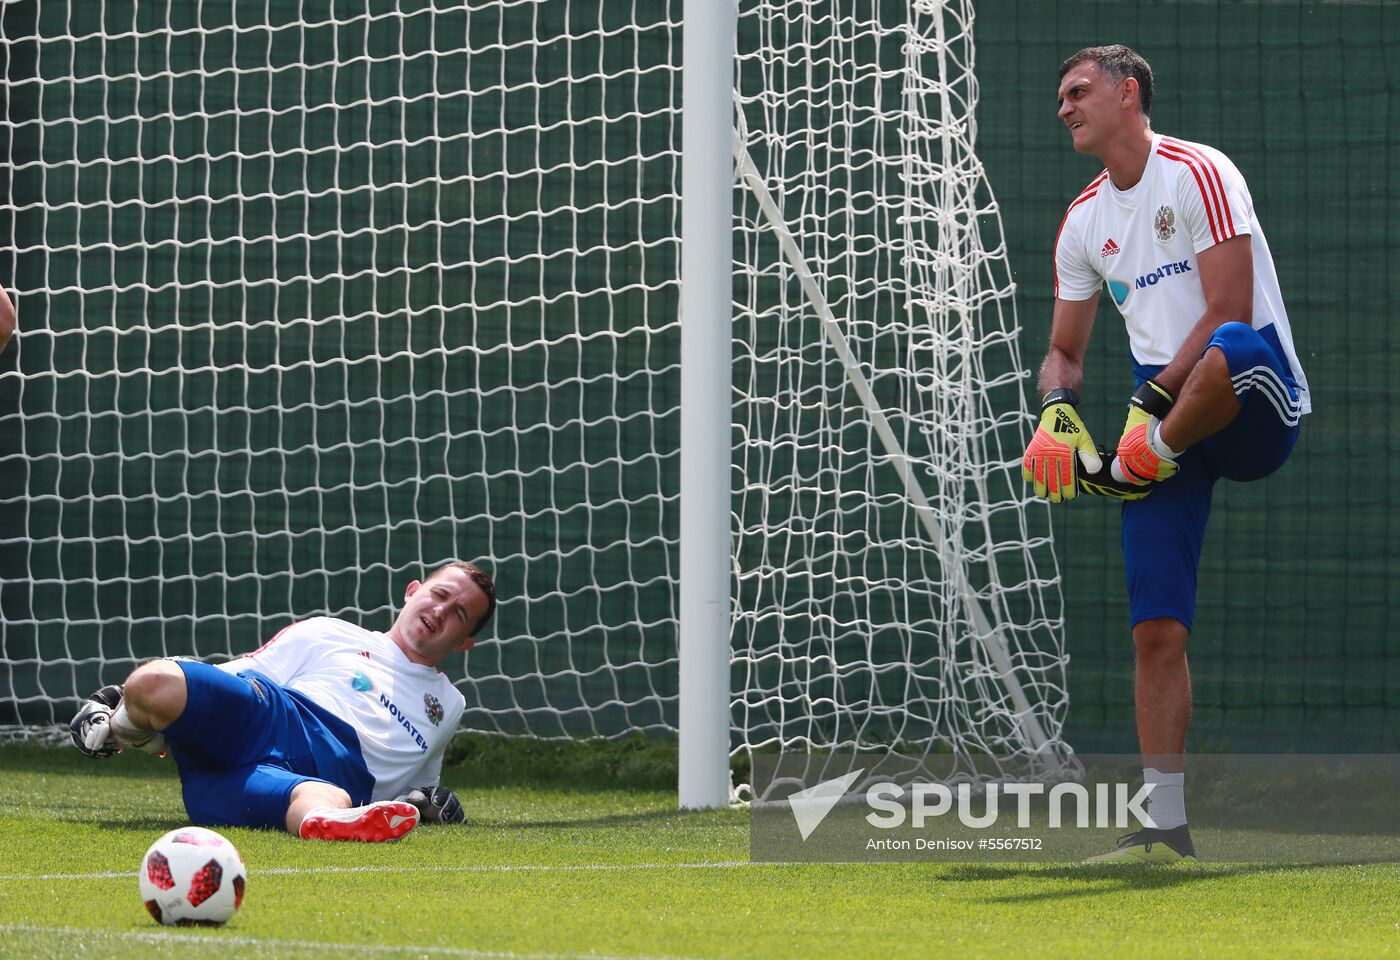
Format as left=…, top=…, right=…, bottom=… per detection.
left=1023, top=46, right=1309, bottom=861
left=71, top=561, right=495, bottom=842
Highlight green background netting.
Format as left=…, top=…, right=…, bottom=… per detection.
left=0, top=0, right=685, bottom=737
left=1, top=0, right=1396, bottom=751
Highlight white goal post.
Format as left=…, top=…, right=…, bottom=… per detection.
left=0, top=0, right=1070, bottom=802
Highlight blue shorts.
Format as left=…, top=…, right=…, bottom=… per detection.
left=1123, top=322, right=1303, bottom=630
left=162, top=661, right=374, bottom=830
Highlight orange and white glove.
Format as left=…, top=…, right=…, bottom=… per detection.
left=1112, top=379, right=1179, bottom=485
left=1022, top=389, right=1103, bottom=503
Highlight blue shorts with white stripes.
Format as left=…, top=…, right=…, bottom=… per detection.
left=1121, top=322, right=1302, bottom=630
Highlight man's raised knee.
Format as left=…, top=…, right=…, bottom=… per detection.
left=123, top=659, right=188, bottom=730
left=1204, top=321, right=1273, bottom=377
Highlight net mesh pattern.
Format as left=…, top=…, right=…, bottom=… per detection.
left=0, top=0, right=1073, bottom=765
left=731, top=0, right=1067, bottom=770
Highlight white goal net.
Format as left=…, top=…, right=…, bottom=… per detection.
left=0, top=0, right=1068, bottom=780
left=731, top=0, right=1068, bottom=780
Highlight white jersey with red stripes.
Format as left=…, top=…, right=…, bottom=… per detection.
left=217, top=617, right=466, bottom=801
left=1054, top=133, right=1310, bottom=412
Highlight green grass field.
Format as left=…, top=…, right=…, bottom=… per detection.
left=1, top=741, right=1398, bottom=959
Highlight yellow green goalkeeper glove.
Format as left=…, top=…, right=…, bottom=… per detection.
left=1022, top=388, right=1103, bottom=503
left=1113, top=379, right=1179, bottom=485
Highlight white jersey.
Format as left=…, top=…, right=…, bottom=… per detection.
left=1054, top=133, right=1310, bottom=413
left=218, top=617, right=466, bottom=801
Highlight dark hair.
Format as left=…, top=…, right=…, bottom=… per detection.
left=426, top=560, right=497, bottom=637
left=1059, top=45, right=1154, bottom=117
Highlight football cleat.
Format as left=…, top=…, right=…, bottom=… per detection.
left=298, top=800, right=419, bottom=842
left=1086, top=824, right=1198, bottom=863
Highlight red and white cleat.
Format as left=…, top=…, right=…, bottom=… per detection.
left=299, top=800, right=419, bottom=842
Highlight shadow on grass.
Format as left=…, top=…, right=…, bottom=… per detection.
left=0, top=742, right=171, bottom=780
left=938, top=859, right=1380, bottom=904
left=442, top=733, right=684, bottom=792
left=59, top=816, right=190, bottom=833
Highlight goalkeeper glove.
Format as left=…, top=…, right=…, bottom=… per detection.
left=1022, top=388, right=1102, bottom=503
left=395, top=785, right=465, bottom=825
left=1078, top=446, right=1155, bottom=501
left=1114, top=379, right=1179, bottom=485
left=70, top=684, right=124, bottom=758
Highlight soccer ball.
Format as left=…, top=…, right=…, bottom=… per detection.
left=138, top=826, right=247, bottom=926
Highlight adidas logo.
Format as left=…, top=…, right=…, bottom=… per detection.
left=1052, top=409, right=1080, bottom=434
left=1100, top=238, right=1120, bottom=258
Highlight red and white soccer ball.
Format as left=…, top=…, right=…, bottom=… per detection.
left=138, top=827, right=247, bottom=926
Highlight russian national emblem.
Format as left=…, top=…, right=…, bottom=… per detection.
left=424, top=692, right=444, bottom=726
left=1154, top=204, right=1176, bottom=242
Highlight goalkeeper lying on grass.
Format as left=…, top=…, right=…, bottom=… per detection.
left=71, top=561, right=495, bottom=842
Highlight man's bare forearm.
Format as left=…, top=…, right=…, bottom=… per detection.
left=1153, top=234, right=1253, bottom=394
left=1152, top=309, right=1241, bottom=395
left=1038, top=347, right=1086, bottom=398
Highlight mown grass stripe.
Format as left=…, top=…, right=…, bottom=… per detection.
left=0, top=924, right=704, bottom=960
left=0, top=859, right=763, bottom=882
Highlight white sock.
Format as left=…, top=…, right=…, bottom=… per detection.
left=110, top=703, right=168, bottom=755
left=1143, top=767, right=1186, bottom=829
left=1149, top=420, right=1183, bottom=460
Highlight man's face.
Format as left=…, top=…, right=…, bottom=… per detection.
left=389, top=567, right=491, bottom=665
left=1056, top=62, right=1132, bottom=156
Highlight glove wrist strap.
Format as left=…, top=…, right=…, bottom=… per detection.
left=1041, top=387, right=1080, bottom=410
left=1130, top=379, right=1175, bottom=418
